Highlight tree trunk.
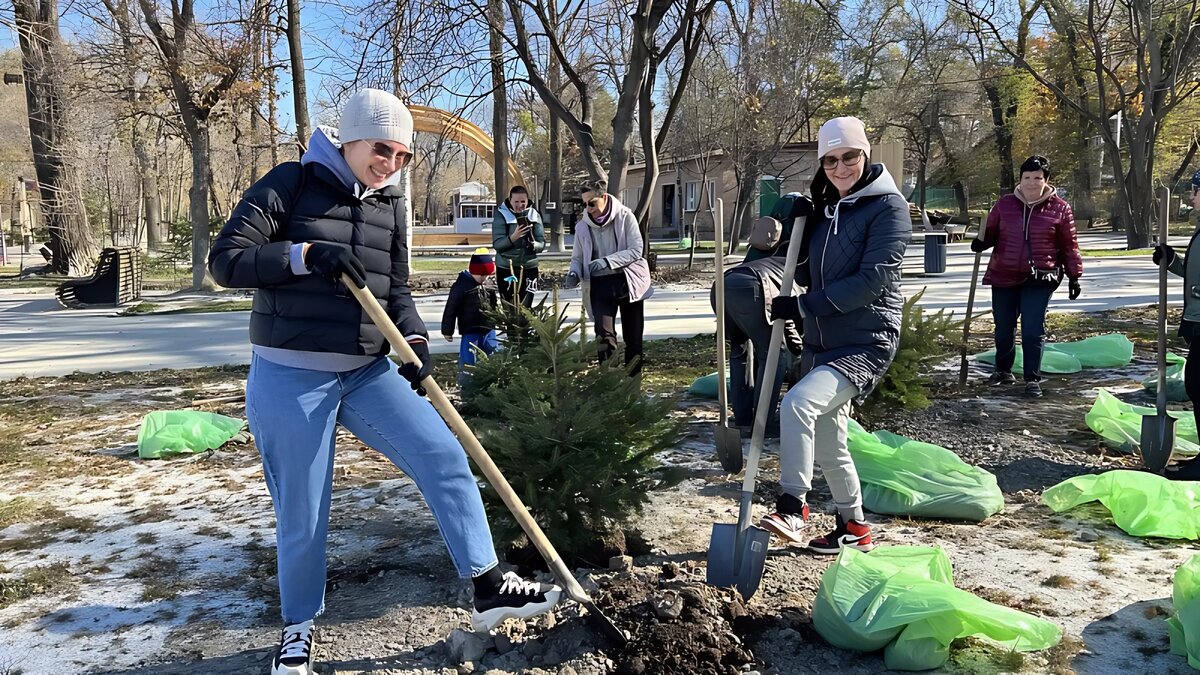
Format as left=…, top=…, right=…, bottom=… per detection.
left=286, top=0, right=310, bottom=155
left=187, top=122, right=216, bottom=289
left=13, top=0, right=97, bottom=275
left=131, top=122, right=162, bottom=248
left=487, top=0, right=510, bottom=196
left=549, top=110, right=564, bottom=252
left=982, top=80, right=1015, bottom=191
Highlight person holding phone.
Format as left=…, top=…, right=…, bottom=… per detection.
left=492, top=185, right=545, bottom=306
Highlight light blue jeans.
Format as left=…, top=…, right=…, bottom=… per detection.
left=246, top=354, right=499, bottom=624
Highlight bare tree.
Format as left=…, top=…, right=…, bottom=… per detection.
left=12, top=0, right=98, bottom=274
left=137, top=0, right=251, bottom=288
left=504, top=0, right=717, bottom=219
left=488, top=0, right=511, bottom=195
left=959, top=0, right=1200, bottom=248
left=285, top=0, right=309, bottom=153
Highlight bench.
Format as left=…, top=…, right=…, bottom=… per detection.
left=55, top=247, right=143, bottom=308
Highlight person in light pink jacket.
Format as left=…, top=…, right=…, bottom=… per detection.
left=565, top=180, right=653, bottom=376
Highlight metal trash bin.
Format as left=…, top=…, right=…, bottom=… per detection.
left=923, top=231, right=948, bottom=275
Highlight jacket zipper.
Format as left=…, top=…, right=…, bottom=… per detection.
left=813, top=205, right=838, bottom=351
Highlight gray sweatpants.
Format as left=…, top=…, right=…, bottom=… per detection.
left=779, top=365, right=863, bottom=520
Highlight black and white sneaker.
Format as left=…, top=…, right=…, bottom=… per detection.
left=471, top=571, right=562, bottom=632
left=987, top=371, right=1016, bottom=385
left=272, top=619, right=315, bottom=675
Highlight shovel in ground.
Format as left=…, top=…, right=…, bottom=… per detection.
left=712, top=198, right=744, bottom=473
left=707, top=214, right=807, bottom=602
left=345, top=275, right=627, bottom=645
left=1141, top=186, right=1176, bottom=472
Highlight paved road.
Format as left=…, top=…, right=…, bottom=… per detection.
left=0, top=233, right=1173, bottom=380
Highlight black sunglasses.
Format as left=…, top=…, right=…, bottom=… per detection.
left=370, top=142, right=412, bottom=164
left=820, top=150, right=865, bottom=170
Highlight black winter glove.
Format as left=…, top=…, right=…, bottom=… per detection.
left=970, top=238, right=989, bottom=253
left=1068, top=278, right=1081, bottom=300
left=790, top=195, right=817, bottom=220
left=306, top=242, right=367, bottom=288
left=770, top=295, right=804, bottom=322
left=1154, top=244, right=1176, bottom=267
left=397, top=339, right=433, bottom=396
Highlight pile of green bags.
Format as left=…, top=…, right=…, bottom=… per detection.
left=1085, top=388, right=1199, bottom=457
left=1169, top=554, right=1200, bottom=670
left=812, top=546, right=1062, bottom=670
left=848, top=420, right=1004, bottom=522
left=975, top=333, right=1134, bottom=374
left=1043, top=470, right=1200, bottom=540
left=137, top=410, right=247, bottom=459
left=1142, top=351, right=1188, bottom=402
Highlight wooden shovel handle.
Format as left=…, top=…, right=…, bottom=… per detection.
left=344, top=276, right=591, bottom=604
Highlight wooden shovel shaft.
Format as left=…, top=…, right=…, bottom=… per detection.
left=714, top=199, right=731, bottom=423
left=1158, top=186, right=1170, bottom=414
left=344, top=277, right=592, bottom=606
left=959, top=251, right=982, bottom=386
left=741, top=216, right=807, bottom=504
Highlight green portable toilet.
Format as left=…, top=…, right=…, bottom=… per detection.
left=759, top=176, right=781, bottom=217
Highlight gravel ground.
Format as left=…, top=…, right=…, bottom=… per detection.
left=1, top=307, right=1198, bottom=674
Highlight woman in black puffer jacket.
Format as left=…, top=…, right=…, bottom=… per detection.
left=757, top=116, right=911, bottom=556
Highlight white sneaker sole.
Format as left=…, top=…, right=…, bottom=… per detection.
left=808, top=536, right=875, bottom=555
left=470, top=588, right=562, bottom=632
left=758, top=515, right=807, bottom=545
left=272, top=660, right=311, bottom=675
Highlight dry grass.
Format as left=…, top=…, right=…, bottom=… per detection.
left=0, top=563, right=73, bottom=608
left=0, top=498, right=42, bottom=528
left=1042, top=574, right=1077, bottom=589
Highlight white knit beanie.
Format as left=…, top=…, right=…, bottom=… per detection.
left=817, top=116, right=871, bottom=159
left=338, top=89, right=414, bottom=148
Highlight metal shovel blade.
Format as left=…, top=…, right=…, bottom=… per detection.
left=706, top=522, right=771, bottom=601
left=1140, top=414, right=1176, bottom=474
left=714, top=424, right=744, bottom=474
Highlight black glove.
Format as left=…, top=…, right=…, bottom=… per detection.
left=1154, top=244, right=1176, bottom=266
left=306, top=242, right=367, bottom=289
left=790, top=195, right=816, bottom=220
left=770, top=295, right=804, bottom=322
left=970, top=238, right=989, bottom=253
left=397, top=339, right=432, bottom=395
left=1068, top=277, right=1081, bottom=300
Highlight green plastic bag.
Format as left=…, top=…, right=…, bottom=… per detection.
left=1143, top=351, right=1188, bottom=403
left=1046, top=333, right=1134, bottom=367
left=1168, top=554, right=1200, bottom=670
left=848, top=420, right=1004, bottom=522
left=974, top=346, right=1082, bottom=374
left=1085, top=388, right=1199, bottom=457
left=812, top=546, right=1062, bottom=671
left=1043, top=470, right=1200, bottom=540
left=974, top=332, right=1135, bottom=373
left=688, top=372, right=722, bottom=398
left=137, top=410, right=247, bottom=459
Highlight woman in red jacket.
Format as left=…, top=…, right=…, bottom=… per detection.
left=971, top=156, right=1084, bottom=397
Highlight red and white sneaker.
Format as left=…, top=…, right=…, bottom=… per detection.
left=807, top=516, right=875, bottom=555
left=758, top=494, right=810, bottom=545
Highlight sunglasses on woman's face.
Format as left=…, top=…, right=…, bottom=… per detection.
left=585, top=196, right=603, bottom=208
left=821, top=150, right=864, bottom=170
left=370, top=142, right=412, bottom=165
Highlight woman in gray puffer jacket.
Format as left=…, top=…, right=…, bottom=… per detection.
left=758, top=116, right=911, bottom=555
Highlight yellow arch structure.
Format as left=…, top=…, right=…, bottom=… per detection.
left=409, top=105, right=527, bottom=190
